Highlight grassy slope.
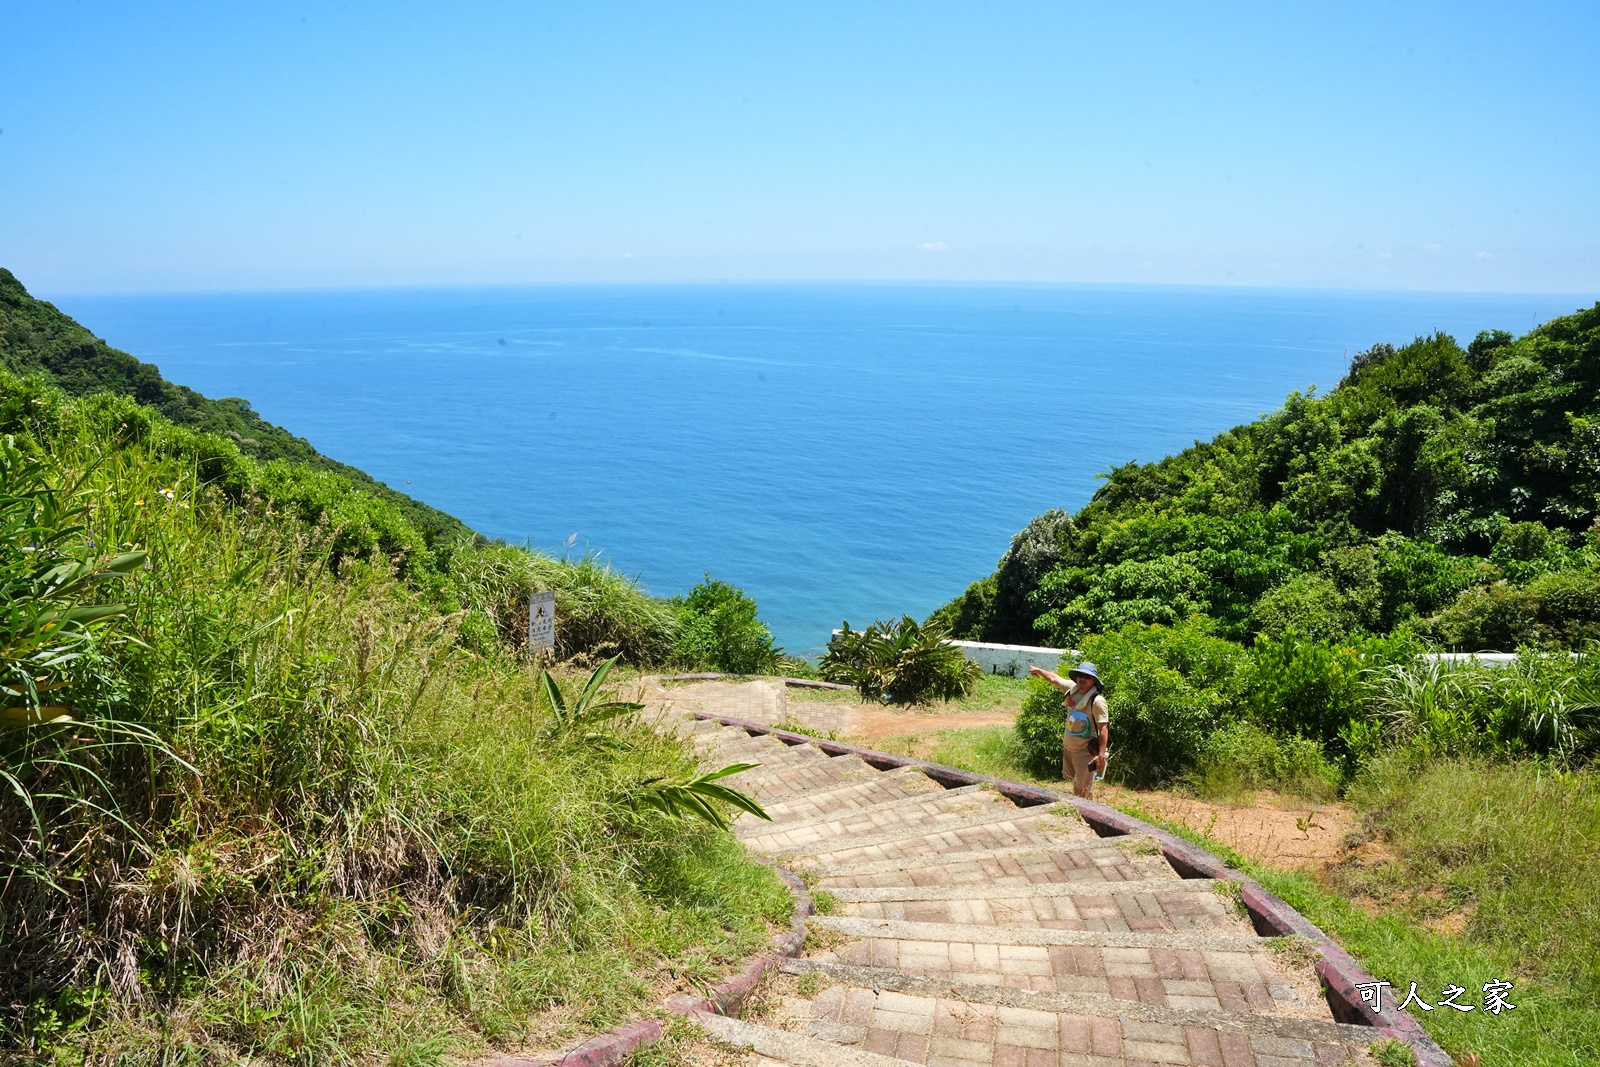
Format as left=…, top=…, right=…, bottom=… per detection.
left=0, top=345, right=784, bottom=1061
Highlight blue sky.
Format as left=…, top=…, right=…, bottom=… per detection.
left=3, top=2, right=1597, bottom=294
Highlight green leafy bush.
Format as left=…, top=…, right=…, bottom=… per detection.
left=1431, top=580, right=1543, bottom=651
left=1250, top=572, right=1351, bottom=643
left=1013, top=677, right=1068, bottom=776
left=1243, top=630, right=1419, bottom=756
left=670, top=576, right=780, bottom=674
left=1189, top=722, right=1341, bottom=800
left=1078, top=622, right=1241, bottom=786
left=821, top=616, right=981, bottom=704
left=1528, top=565, right=1600, bottom=645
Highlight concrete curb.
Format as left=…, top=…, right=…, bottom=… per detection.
left=503, top=862, right=814, bottom=1066
left=694, top=711, right=1454, bottom=1067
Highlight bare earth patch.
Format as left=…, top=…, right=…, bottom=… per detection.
left=1095, top=783, right=1357, bottom=870
left=838, top=704, right=1018, bottom=741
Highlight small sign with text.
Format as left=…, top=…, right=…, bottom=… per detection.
left=528, top=590, right=555, bottom=652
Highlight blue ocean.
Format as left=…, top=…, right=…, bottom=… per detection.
left=55, top=284, right=1591, bottom=657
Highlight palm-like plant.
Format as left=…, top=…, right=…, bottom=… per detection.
left=540, top=656, right=772, bottom=829
left=822, top=615, right=982, bottom=704
left=628, top=763, right=771, bottom=831
left=538, top=654, right=643, bottom=743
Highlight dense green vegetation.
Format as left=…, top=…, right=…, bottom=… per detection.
left=0, top=279, right=794, bottom=1062
left=935, top=306, right=1600, bottom=786
left=936, top=306, right=1600, bottom=653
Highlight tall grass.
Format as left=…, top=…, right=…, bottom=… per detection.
left=0, top=392, right=790, bottom=1063
left=1344, top=754, right=1600, bottom=1004
left=450, top=541, right=679, bottom=665
left=1362, top=652, right=1600, bottom=763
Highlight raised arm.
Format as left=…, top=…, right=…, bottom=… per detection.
left=1027, top=665, right=1073, bottom=693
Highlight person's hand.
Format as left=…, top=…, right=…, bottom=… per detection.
left=1027, top=665, right=1045, bottom=678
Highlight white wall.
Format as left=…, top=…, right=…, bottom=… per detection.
left=950, top=639, right=1073, bottom=677
left=829, top=632, right=1074, bottom=677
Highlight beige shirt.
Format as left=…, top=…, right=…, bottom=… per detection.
left=1062, top=690, right=1109, bottom=752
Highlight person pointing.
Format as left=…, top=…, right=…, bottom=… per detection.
left=1028, top=661, right=1109, bottom=798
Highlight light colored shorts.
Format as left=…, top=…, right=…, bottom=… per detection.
left=1062, top=742, right=1097, bottom=796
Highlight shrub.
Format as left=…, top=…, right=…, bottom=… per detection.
left=1189, top=722, right=1340, bottom=801
left=670, top=577, right=780, bottom=674
left=1242, top=632, right=1367, bottom=749
left=1250, top=573, right=1351, bottom=643
left=820, top=616, right=981, bottom=704
left=1529, top=565, right=1600, bottom=646
left=1014, top=677, right=1068, bottom=776
left=1241, top=630, right=1419, bottom=756
left=1431, top=580, right=1543, bottom=650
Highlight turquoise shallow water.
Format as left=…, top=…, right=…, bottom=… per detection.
left=54, top=283, right=1592, bottom=656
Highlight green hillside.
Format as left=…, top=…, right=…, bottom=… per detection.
left=0, top=268, right=466, bottom=546
left=935, top=304, right=1600, bottom=653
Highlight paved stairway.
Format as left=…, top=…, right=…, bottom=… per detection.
left=648, top=683, right=1389, bottom=1067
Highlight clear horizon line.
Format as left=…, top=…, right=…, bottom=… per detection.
left=33, top=274, right=1600, bottom=302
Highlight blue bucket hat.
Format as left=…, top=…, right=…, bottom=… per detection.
left=1067, top=661, right=1100, bottom=683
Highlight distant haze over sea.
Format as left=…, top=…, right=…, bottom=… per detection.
left=55, top=283, right=1594, bottom=657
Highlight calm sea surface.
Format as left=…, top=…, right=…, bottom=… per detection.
left=55, top=284, right=1592, bottom=656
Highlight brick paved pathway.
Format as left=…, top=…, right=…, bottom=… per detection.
left=646, top=681, right=1384, bottom=1067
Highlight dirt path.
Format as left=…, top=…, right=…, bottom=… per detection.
left=1093, top=784, right=1356, bottom=870
left=839, top=705, right=1018, bottom=741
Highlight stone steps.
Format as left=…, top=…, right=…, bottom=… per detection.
left=743, top=785, right=1020, bottom=854
left=778, top=804, right=1093, bottom=865
left=762, top=965, right=1371, bottom=1066
left=807, top=836, right=1175, bottom=887
left=838, top=885, right=1248, bottom=936
left=628, top=688, right=1405, bottom=1066
left=737, top=765, right=949, bottom=829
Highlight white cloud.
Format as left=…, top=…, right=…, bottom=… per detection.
left=917, top=241, right=950, bottom=252
left=1476, top=250, right=1495, bottom=260
left=1423, top=241, right=1443, bottom=251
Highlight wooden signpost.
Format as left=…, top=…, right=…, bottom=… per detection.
left=528, top=590, right=556, bottom=654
